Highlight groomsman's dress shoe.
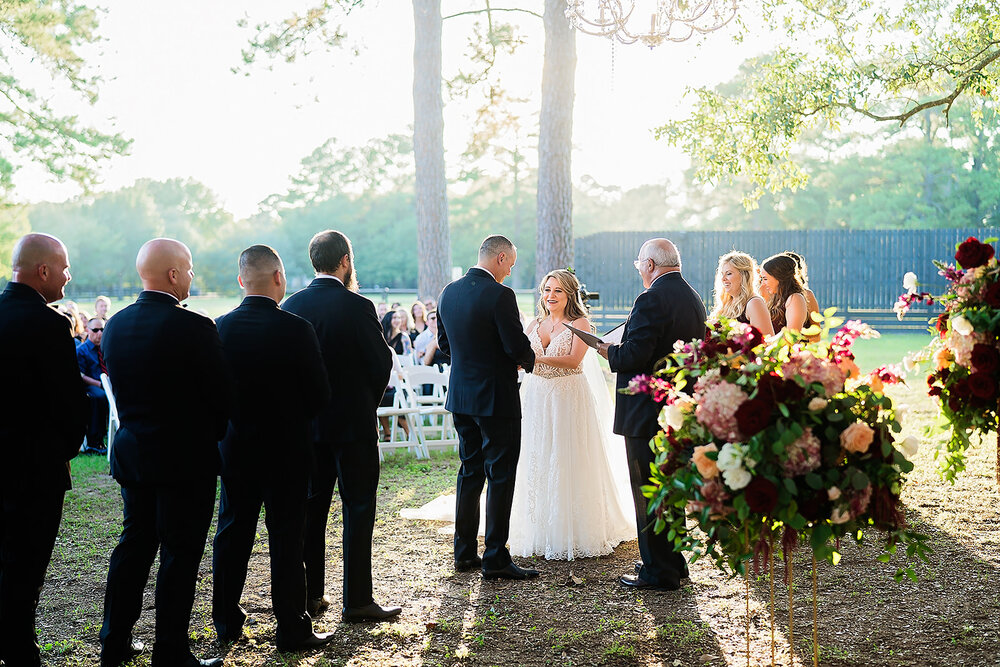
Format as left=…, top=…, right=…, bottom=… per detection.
left=150, top=654, right=223, bottom=667
left=342, top=602, right=403, bottom=623
left=455, top=556, right=482, bottom=572
left=634, top=561, right=690, bottom=579
left=482, top=563, right=539, bottom=580
left=99, top=639, right=146, bottom=666
left=276, top=631, right=335, bottom=652
left=307, top=595, right=334, bottom=618
left=618, top=574, right=680, bottom=591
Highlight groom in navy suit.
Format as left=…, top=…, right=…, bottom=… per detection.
left=599, top=238, right=707, bottom=592
left=436, top=235, right=537, bottom=580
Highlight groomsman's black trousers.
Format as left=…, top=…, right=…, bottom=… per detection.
left=303, top=438, right=379, bottom=610
left=213, top=472, right=311, bottom=645
left=0, top=464, right=67, bottom=667
left=99, top=479, right=216, bottom=665
left=625, top=435, right=688, bottom=588
left=452, top=413, right=521, bottom=571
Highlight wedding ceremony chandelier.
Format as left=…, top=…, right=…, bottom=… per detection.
left=565, top=0, right=739, bottom=47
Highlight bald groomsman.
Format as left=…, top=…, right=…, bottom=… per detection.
left=99, top=239, right=231, bottom=667
left=0, top=233, right=87, bottom=667
left=212, top=245, right=333, bottom=651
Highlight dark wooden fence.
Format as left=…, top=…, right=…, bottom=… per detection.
left=575, top=228, right=1000, bottom=333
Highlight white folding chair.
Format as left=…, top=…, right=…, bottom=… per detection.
left=376, top=376, right=427, bottom=461
left=401, top=366, right=458, bottom=453
left=100, top=373, right=119, bottom=462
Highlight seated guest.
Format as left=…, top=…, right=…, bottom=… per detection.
left=376, top=301, right=389, bottom=320
left=759, top=253, right=808, bottom=335
left=422, top=310, right=450, bottom=368
left=0, top=233, right=86, bottom=667
left=413, top=311, right=435, bottom=362
left=95, top=294, right=112, bottom=320
left=388, top=308, right=412, bottom=356
left=212, top=245, right=334, bottom=652
left=410, top=301, right=428, bottom=341
left=61, top=300, right=88, bottom=342
left=76, top=317, right=110, bottom=454
left=99, top=238, right=231, bottom=667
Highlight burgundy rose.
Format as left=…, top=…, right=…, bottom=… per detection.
left=798, top=489, right=829, bottom=521
left=735, top=397, right=772, bottom=437
left=952, top=378, right=972, bottom=400
left=971, top=343, right=1000, bottom=374
left=928, top=385, right=943, bottom=397
left=984, top=282, right=1000, bottom=309
left=744, top=476, right=779, bottom=514
left=948, top=395, right=963, bottom=412
left=968, top=372, right=996, bottom=399
left=955, top=236, right=995, bottom=269
left=757, top=372, right=805, bottom=404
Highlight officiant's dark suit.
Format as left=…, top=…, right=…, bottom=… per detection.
left=606, top=240, right=706, bottom=591
left=99, top=239, right=231, bottom=667
left=436, top=236, right=535, bottom=576
left=212, top=294, right=331, bottom=647
left=0, top=234, right=86, bottom=667
left=281, top=242, right=392, bottom=616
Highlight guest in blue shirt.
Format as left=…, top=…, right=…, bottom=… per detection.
left=76, top=317, right=109, bottom=454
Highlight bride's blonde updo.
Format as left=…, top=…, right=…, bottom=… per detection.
left=536, top=269, right=589, bottom=323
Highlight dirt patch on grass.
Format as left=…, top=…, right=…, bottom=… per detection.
left=38, top=384, right=1000, bottom=665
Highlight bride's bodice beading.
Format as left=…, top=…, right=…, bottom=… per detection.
left=529, top=327, right=583, bottom=379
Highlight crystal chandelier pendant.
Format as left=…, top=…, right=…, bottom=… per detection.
left=565, top=0, right=739, bottom=47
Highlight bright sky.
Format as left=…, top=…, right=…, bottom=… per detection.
left=14, top=0, right=771, bottom=219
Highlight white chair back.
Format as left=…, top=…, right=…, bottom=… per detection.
left=100, top=373, right=120, bottom=462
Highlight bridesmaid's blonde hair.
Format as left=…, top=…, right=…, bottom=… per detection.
left=711, top=251, right=760, bottom=321
left=536, top=269, right=589, bottom=323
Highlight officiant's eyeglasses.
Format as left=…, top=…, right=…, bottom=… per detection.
left=633, top=258, right=650, bottom=270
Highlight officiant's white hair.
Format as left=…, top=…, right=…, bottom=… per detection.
left=641, top=239, right=681, bottom=268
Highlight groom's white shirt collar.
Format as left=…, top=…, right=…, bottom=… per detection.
left=471, top=266, right=499, bottom=282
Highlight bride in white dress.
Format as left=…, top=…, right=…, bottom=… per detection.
left=508, top=269, right=635, bottom=560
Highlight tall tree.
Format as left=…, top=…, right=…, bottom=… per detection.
left=534, top=0, right=575, bottom=284
left=413, top=0, right=451, bottom=299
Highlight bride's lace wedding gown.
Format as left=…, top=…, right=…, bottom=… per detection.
left=508, top=327, right=635, bottom=560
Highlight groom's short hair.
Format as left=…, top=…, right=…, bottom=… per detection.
left=479, top=235, right=515, bottom=260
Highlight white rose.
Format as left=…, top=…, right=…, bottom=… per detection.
left=722, top=466, right=752, bottom=491
left=808, top=397, right=828, bottom=411
left=902, top=271, right=918, bottom=294
left=902, top=355, right=916, bottom=373
left=830, top=507, right=850, bottom=524
left=952, top=315, right=974, bottom=336
left=827, top=486, right=841, bottom=501
left=895, top=403, right=910, bottom=421
left=658, top=403, right=685, bottom=431
left=899, top=435, right=920, bottom=458
left=716, top=442, right=743, bottom=472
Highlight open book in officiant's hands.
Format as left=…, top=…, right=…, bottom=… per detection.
left=563, top=322, right=624, bottom=350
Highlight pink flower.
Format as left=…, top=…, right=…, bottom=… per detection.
left=946, top=329, right=983, bottom=367
left=694, top=380, right=747, bottom=441
left=840, top=421, right=875, bottom=454
left=783, top=351, right=846, bottom=397
left=781, top=428, right=822, bottom=476
left=691, top=478, right=733, bottom=518
left=849, top=484, right=873, bottom=518
left=692, top=444, right=720, bottom=479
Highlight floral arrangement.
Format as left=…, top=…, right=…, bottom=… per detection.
left=629, top=316, right=929, bottom=579
left=896, top=236, right=1000, bottom=481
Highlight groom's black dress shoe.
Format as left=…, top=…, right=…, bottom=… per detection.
left=634, top=561, right=690, bottom=579
left=619, top=573, right=680, bottom=591
left=151, top=655, right=223, bottom=667
left=455, top=556, right=482, bottom=572
left=342, top=602, right=402, bottom=623
left=277, top=631, right=335, bottom=652
left=482, top=563, right=539, bottom=580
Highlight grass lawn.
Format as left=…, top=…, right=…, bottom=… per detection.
left=37, top=383, right=1000, bottom=666
left=851, top=333, right=930, bottom=373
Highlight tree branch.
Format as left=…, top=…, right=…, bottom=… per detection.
left=443, top=7, right=542, bottom=20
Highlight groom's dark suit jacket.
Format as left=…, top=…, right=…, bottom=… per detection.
left=437, top=267, right=534, bottom=418
left=608, top=272, right=707, bottom=438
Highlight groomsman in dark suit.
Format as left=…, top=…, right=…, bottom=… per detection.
left=212, top=245, right=334, bottom=651
left=99, top=238, right=231, bottom=667
left=282, top=230, right=401, bottom=622
left=598, top=238, right=707, bottom=592
left=436, top=235, right=537, bottom=580
left=0, top=233, right=86, bottom=667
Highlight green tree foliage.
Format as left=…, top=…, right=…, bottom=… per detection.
left=656, top=0, right=1000, bottom=203
left=0, top=1, right=130, bottom=198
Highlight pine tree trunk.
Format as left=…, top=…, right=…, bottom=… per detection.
left=413, top=0, right=451, bottom=299
left=535, top=0, right=577, bottom=286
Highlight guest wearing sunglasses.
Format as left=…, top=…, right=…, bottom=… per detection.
left=76, top=317, right=109, bottom=455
